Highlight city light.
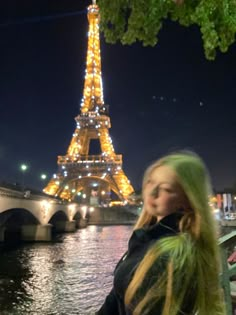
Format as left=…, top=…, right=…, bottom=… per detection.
left=21, top=164, right=28, bottom=171
left=20, top=163, right=28, bottom=190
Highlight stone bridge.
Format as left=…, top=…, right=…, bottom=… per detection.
left=0, top=186, right=87, bottom=242
left=0, top=185, right=140, bottom=242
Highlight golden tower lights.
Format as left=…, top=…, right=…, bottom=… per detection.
left=44, top=1, right=134, bottom=203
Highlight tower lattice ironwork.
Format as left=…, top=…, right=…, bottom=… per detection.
left=44, top=1, right=134, bottom=204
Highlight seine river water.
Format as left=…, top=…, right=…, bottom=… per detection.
left=0, top=225, right=133, bottom=315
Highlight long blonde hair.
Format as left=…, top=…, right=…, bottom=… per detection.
left=125, top=151, right=226, bottom=315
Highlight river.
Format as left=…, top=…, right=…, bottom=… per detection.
left=0, top=222, right=234, bottom=315
left=0, top=225, right=133, bottom=315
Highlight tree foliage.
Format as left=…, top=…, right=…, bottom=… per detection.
left=98, top=0, right=236, bottom=60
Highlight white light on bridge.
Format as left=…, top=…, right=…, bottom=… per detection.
left=69, top=204, right=76, bottom=211
left=68, top=204, right=76, bottom=221
left=81, top=205, right=87, bottom=219
left=41, top=200, right=51, bottom=224
left=41, top=200, right=51, bottom=210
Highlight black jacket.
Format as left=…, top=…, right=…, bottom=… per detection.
left=96, top=213, right=182, bottom=315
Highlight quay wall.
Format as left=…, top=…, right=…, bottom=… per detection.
left=88, top=206, right=138, bottom=225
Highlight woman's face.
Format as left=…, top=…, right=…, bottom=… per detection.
left=143, top=165, right=187, bottom=221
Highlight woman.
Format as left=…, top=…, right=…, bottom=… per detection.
left=96, top=151, right=226, bottom=315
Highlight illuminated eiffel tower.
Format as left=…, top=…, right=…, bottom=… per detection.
left=44, top=1, right=134, bottom=204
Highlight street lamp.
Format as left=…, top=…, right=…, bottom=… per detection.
left=20, top=163, right=28, bottom=190
left=41, top=174, right=47, bottom=180
left=39, top=173, right=48, bottom=191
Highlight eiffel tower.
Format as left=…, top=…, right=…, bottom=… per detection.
left=44, top=1, right=134, bottom=204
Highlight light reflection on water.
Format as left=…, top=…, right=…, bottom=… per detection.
left=0, top=225, right=132, bottom=315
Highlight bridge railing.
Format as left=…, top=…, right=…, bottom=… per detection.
left=219, top=230, right=236, bottom=315
left=0, top=187, right=67, bottom=204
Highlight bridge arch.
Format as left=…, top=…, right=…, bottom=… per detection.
left=0, top=208, right=40, bottom=242
left=0, top=188, right=88, bottom=241
left=48, top=209, right=69, bottom=223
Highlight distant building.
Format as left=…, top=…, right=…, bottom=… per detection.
left=215, top=192, right=236, bottom=213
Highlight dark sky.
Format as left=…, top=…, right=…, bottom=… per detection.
left=0, top=0, right=236, bottom=192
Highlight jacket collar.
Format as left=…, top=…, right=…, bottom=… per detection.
left=133, top=212, right=182, bottom=242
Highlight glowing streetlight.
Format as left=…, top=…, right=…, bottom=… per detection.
left=21, top=164, right=27, bottom=172
left=20, top=163, right=28, bottom=190
left=41, top=174, right=47, bottom=180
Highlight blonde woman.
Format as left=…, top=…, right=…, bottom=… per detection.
left=96, top=151, right=226, bottom=315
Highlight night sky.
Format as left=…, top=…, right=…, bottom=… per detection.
left=0, top=0, right=236, bottom=193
